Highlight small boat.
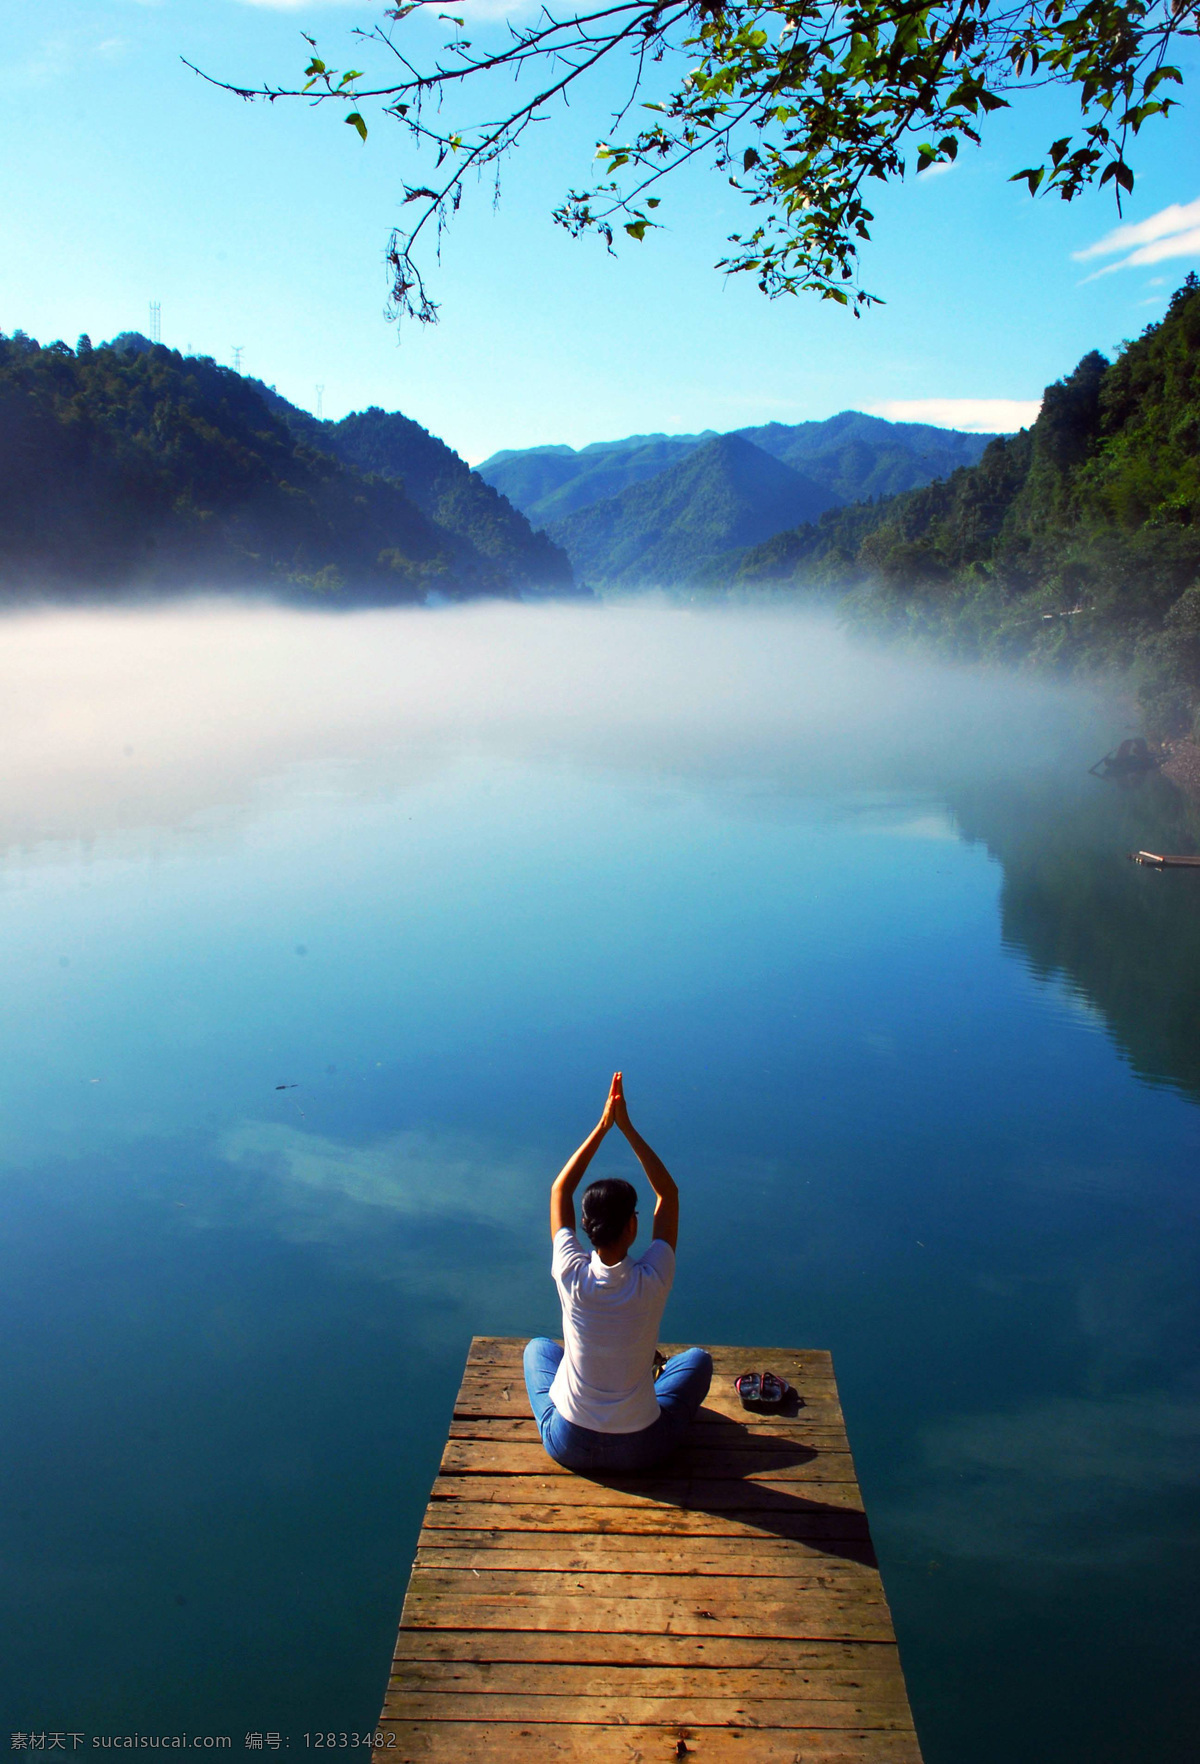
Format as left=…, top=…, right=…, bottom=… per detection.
left=1091, top=737, right=1163, bottom=778
left=1130, top=851, right=1200, bottom=868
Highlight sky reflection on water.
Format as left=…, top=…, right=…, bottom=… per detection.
left=1, top=601, right=1197, bottom=1762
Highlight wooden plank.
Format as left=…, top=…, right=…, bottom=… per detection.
left=447, top=1415, right=852, bottom=1446
left=374, top=1724, right=924, bottom=1762
left=458, top=1368, right=843, bottom=1411
left=404, top=1566, right=884, bottom=1602
left=419, top=1499, right=871, bottom=1539
left=454, top=1383, right=848, bottom=1426
left=439, top=1438, right=858, bottom=1481
left=430, top=1473, right=866, bottom=1509
left=397, top=1592, right=895, bottom=1641
left=375, top=1339, right=920, bottom=1764
left=414, top=1535, right=879, bottom=1573
left=385, top=1661, right=909, bottom=1699
left=379, top=1693, right=913, bottom=1729
left=385, top=1630, right=901, bottom=1670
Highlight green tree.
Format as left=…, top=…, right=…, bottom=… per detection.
left=199, top=0, right=1196, bottom=320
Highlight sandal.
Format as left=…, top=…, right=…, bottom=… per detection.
left=760, top=1371, right=789, bottom=1407
left=736, top=1370, right=791, bottom=1409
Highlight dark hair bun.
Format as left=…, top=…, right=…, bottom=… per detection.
left=580, top=1177, right=637, bottom=1248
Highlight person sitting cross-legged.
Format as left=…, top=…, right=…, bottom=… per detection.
left=523, top=1072, right=712, bottom=1474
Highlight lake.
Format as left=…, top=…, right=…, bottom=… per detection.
left=2, top=599, right=1197, bottom=1762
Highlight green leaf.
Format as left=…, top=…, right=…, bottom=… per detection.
left=625, top=220, right=648, bottom=240
left=345, top=111, right=368, bottom=142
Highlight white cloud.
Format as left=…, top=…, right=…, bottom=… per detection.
left=869, top=398, right=1040, bottom=434
left=1075, top=196, right=1200, bottom=260
left=219, top=1119, right=542, bottom=1225
left=888, top=1391, right=1200, bottom=1573
left=1074, top=196, right=1200, bottom=279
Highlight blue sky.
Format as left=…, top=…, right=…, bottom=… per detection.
left=4, top=0, right=1199, bottom=461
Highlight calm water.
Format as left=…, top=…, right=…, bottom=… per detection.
left=2, top=601, right=1197, bottom=1762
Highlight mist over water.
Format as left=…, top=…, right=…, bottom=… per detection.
left=2, top=601, right=1197, bottom=1762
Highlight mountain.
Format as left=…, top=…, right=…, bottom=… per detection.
left=479, top=433, right=717, bottom=526
left=735, top=411, right=994, bottom=503
left=477, top=413, right=993, bottom=529
left=715, top=275, right=1200, bottom=733
left=547, top=433, right=836, bottom=589
left=0, top=330, right=572, bottom=601
left=264, top=400, right=572, bottom=595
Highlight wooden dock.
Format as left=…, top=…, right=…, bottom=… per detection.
left=375, top=1337, right=922, bottom=1762
left=1131, top=850, right=1200, bottom=867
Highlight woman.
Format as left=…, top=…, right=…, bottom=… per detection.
left=523, top=1072, right=712, bottom=1473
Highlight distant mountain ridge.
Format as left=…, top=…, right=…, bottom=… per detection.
left=0, top=329, right=571, bottom=600
left=546, top=433, right=837, bottom=590
left=478, top=411, right=994, bottom=533
left=481, top=433, right=719, bottom=527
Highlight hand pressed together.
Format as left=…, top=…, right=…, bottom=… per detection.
left=552, top=1070, right=679, bottom=1252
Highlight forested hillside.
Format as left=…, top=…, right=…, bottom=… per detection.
left=263, top=398, right=571, bottom=594
left=721, top=277, right=1200, bottom=733
left=480, top=434, right=709, bottom=526
left=547, top=434, right=835, bottom=589
left=738, top=411, right=992, bottom=504
left=0, top=332, right=571, bottom=600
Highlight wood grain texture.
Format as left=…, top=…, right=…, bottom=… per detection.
left=418, top=1500, right=873, bottom=1539
left=385, top=1661, right=911, bottom=1700
left=373, top=1724, right=923, bottom=1762
left=374, top=1337, right=921, bottom=1763
left=439, top=1438, right=859, bottom=1481
left=429, top=1473, right=867, bottom=1510
left=448, top=1415, right=853, bottom=1447
left=413, top=1536, right=880, bottom=1573
left=385, top=1630, right=902, bottom=1669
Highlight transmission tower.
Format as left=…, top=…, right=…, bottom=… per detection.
left=148, top=301, right=161, bottom=344
left=315, top=384, right=325, bottom=421
left=233, top=346, right=244, bottom=373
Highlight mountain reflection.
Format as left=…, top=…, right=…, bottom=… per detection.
left=952, top=771, right=1200, bottom=1101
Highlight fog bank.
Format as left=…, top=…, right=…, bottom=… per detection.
left=0, top=598, right=1119, bottom=858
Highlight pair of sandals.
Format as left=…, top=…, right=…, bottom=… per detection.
left=735, top=1370, right=791, bottom=1409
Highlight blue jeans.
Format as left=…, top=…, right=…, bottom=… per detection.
left=523, top=1337, right=713, bottom=1473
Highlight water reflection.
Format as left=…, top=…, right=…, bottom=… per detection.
left=952, top=771, right=1200, bottom=1100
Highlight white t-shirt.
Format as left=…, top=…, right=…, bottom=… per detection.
left=547, top=1227, right=675, bottom=1433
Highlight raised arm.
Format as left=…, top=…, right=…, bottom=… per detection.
left=549, top=1077, right=618, bottom=1240
left=611, top=1073, right=679, bottom=1251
